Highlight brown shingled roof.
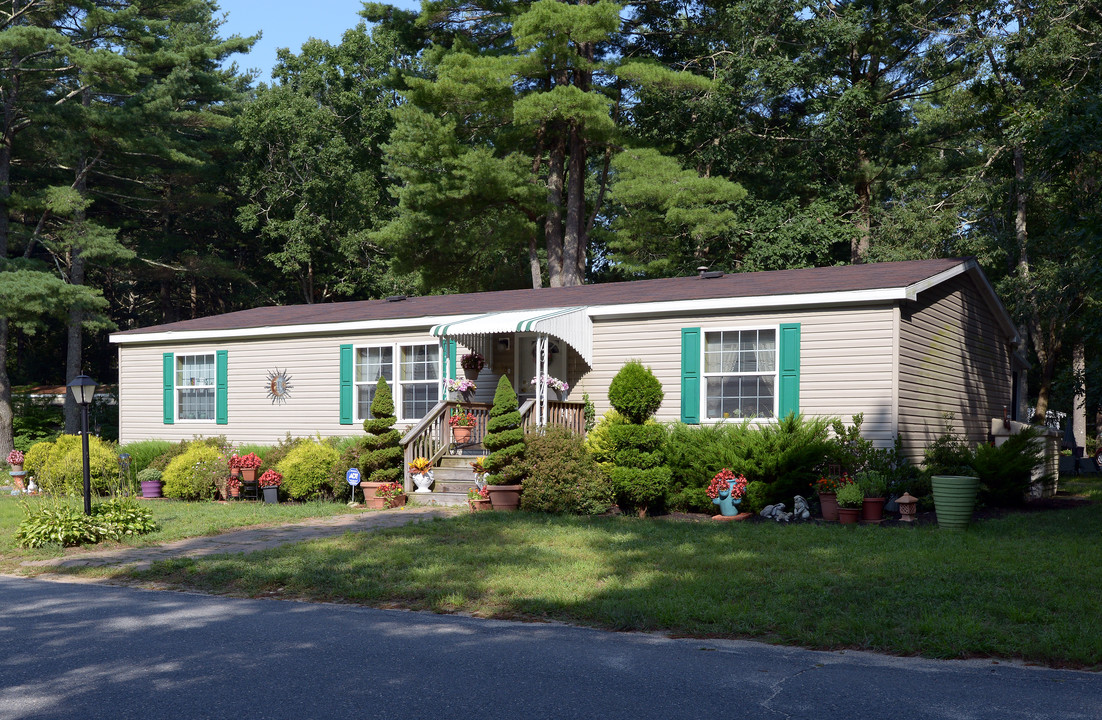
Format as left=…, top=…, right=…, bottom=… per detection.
left=113, top=258, right=967, bottom=336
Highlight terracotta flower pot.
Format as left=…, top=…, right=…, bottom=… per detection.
left=486, top=484, right=522, bottom=511
left=241, top=468, right=258, bottom=483
left=468, top=498, right=492, bottom=512
left=861, top=497, right=886, bottom=524
left=452, top=425, right=473, bottom=444
left=837, top=507, right=860, bottom=524
left=819, top=492, right=839, bottom=522
left=10, top=463, right=23, bottom=474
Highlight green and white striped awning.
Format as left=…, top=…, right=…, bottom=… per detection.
left=430, top=307, right=592, bottom=366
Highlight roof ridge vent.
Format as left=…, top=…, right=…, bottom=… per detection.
left=386, top=295, right=407, bottom=302
left=701, top=271, right=724, bottom=279
left=697, top=266, right=709, bottom=277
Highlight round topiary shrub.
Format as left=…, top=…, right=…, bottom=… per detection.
left=608, top=361, right=664, bottom=424
left=520, top=426, right=613, bottom=515
left=25, top=435, right=119, bottom=496
left=163, top=444, right=227, bottom=500
left=483, top=376, right=526, bottom=486
left=277, top=439, right=340, bottom=500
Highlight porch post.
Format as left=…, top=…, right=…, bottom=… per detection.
left=539, top=334, right=549, bottom=426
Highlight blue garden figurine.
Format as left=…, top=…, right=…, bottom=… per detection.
left=707, top=469, right=747, bottom=517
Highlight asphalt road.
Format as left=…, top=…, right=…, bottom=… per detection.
left=1, top=575, right=1098, bottom=719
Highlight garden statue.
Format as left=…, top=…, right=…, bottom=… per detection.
left=760, top=503, right=791, bottom=521
left=793, top=495, right=811, bottom=520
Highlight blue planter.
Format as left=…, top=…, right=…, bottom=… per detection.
left=713, top=489, right=742, bottom=517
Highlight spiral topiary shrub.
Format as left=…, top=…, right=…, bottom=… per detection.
left=361, top=377, right=403, bottom=485
left=607, top=360, right=664, bottom=424
left=163, top=444, right=227, bottom=500
left=607, top=361, right=670, bottom=515
left=23, top=435, right=119, bottom=497
left=483, top=376, right=526, bottom=486
left=277, top=438, right=340, bottom=500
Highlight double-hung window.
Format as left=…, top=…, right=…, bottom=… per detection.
left=355, top=346, right=394, bottom=419
left=176, top=353, right=216, bottom=421
left=352, top=343, right=439, bottom=422
left=703, top=329, right=777, bottom=420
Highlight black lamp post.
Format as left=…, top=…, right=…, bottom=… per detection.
left=67, top=375, right=98, bottom=515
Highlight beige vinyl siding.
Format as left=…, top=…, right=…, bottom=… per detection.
left=575, top=305, right=898, bottom=444
left=119, top=329, right=447, bottom=444
left=897, top=274, right=1012, bottom=462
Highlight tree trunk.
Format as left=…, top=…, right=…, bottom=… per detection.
left=544, top=131, right=565, bottom=287
left=562, top=125, right=585, bottom=287
left=852, top=150, right=871, bottom=263
left=528, top=233, right=542, bottom=289
left=0, top=58, right=15, bottom=455
left=0, top=318, right=12, bottom=457
left=1072, top=340, right=1086, bottom=450
left=63, top=247, right=85, bottom=434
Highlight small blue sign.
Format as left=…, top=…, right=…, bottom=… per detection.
left=346, top=468, right=361, bottom=486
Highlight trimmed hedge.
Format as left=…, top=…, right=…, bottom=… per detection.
left=520, top=426, right=613, bottom=515
left=163, top=444, right=227, bottom=500
left=277, top=439, right=340, bottom=500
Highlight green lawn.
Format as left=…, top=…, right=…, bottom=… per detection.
left=115, top=487, right=1102, bottom=669
left=0, top=493, right=365, bottom=566
left=7, top=479, right=1101, bottom=668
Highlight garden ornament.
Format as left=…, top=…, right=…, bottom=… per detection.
left=792, top=495, right=811, bottom=520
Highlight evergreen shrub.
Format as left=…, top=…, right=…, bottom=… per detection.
left=361, top=378, right=403, bottom=484
left=971, top=427, right=1043, bottom=506
left=277, top=439, right=340, bottom=500
left=163, top=444, right=227, bottom=500
left=520, top=426, right=613, bottom=515
left=607, top=360, right=664, bottom=423
left=22, top=435, right=119, bottom=496
left=483, top=376, right=526, bottom=486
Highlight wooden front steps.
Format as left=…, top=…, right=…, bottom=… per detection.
left=412, top=452, right=484, bottom=507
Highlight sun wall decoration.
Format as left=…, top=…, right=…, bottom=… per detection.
left=266, top=369, right=293, bottom=404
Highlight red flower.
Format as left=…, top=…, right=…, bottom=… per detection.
left=258, top=470, right=282, bottom=487
left=707, top=469, right=747, bottom=500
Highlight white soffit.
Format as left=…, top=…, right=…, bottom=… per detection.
left=432, top=307, right=593, bottom=366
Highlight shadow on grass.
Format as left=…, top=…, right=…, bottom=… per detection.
left=117, top=507, right=1102, bottom=668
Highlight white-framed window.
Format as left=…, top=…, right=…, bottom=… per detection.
left=355, top=346, right=394, bottom=420
left=400, top=344, right=440, bottom=419
left=703, top=328, right=777, bottom=420
left=176, top=353, right=216, bottom=421
left=353, top=343, right=439, bottom=422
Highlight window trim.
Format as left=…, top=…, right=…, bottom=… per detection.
left=174, top=352, right=217, bottom=424
left=700, top=325, right=780, bottom=422
left=352, top=342, right=441, bottom=423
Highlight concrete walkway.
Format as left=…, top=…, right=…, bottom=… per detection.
left=21, top=506, right=462, bottom=571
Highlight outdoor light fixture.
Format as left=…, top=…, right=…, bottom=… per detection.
left=67, top=375, right=98, bottom=515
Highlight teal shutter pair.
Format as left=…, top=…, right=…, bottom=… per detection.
left=679, top=324, right=800, bottom=424
left=161, top=351, right=228, bottom=425
left=340, top=341, right=455, bottom=424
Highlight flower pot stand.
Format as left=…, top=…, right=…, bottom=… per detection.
left=240, top=481, right=259, bottom=501
left=10, top=470, right=26, bottom=493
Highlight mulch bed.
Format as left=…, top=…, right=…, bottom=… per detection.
left=651, top=492, right=1096, bottom=527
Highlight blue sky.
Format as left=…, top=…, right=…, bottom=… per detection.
left=214, top=0, right=422, bottom=80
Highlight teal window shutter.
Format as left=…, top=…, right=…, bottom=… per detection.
left=449, top=340, right=457, bottom=378
left=778, top=323, right=801, bottom=419
left=339, top=344, right=353, bottom=425
left=215, top=351, right=228, bottom=425
left=680, top=328, right=701, bottom=424
left=162, top=353, right=175, bottom=424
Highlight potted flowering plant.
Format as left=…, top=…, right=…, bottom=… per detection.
left=835, top=481, right=864, bottom=524
left=707, top=468, right=748, bottom=517
left=460, top=352, right=486, bottom=378
left=375, top=480, right=406, bottom=509
left=530, top=374, right=569, bottom=399
left=449, top=407, right=477, bottom=445
left=227, top=475, right=241, bottom=499
left=7, top=449, right=24, bottom=473
left=233, top=452, right=263, bottom=483
left=445, top=378, right=478, bottom=399
left=408, top=457, right=433, bottom=493
left=258, top=469, right=282, bottom=504
left=467, top=485, right=491, bottom=511
left=815, top=474, right=852, bottom=522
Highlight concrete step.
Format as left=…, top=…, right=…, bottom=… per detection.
left=438, top=453, right=487, bottom=469
left=409, top=491, right=467, bottom=507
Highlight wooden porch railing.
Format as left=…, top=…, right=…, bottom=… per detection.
left=401, top=397, right=587, bottom=492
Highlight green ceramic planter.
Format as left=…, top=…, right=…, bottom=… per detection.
left=931, top=475, right=980, bottom=530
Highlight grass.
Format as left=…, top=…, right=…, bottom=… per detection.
left=0, top=493, right=364, bottom=567
left=105, top=481, right=1102, bottom=669
left=7, top=477, right=1101, bottom=668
